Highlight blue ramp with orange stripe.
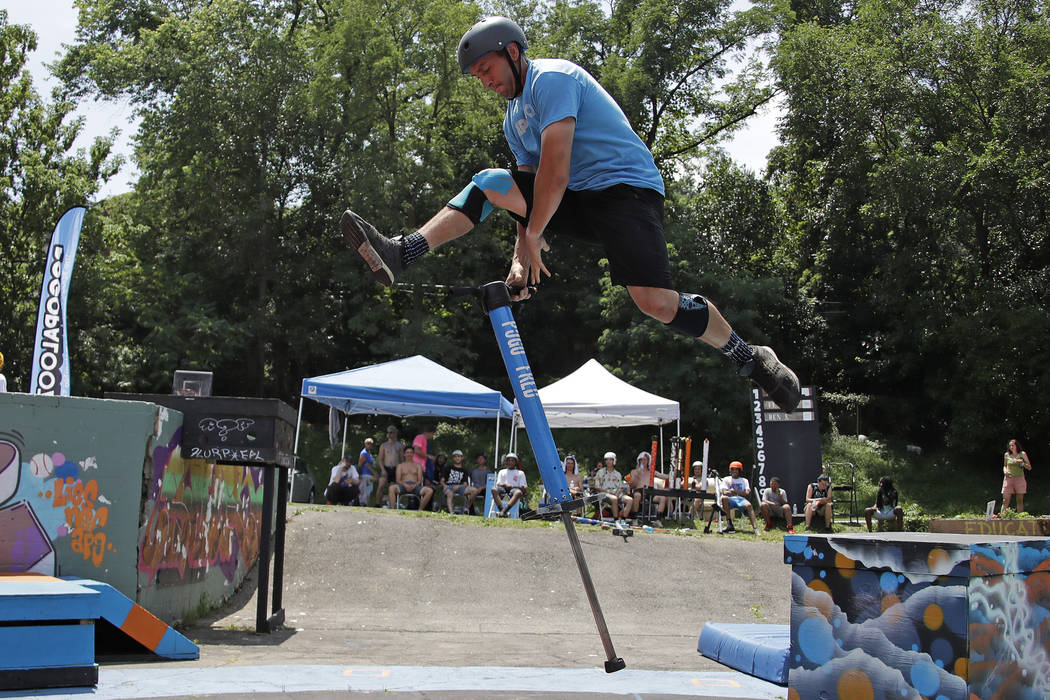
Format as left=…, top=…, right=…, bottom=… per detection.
left=63, top=577, right=199, bottom=660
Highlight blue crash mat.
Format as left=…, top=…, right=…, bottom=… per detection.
left=698, top=622, right=789, bottom=685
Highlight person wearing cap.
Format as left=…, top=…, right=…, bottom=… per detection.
left=492, top=452, right=528, bottom=517
left=592, top=452, right=632, bottom=520
left=340, top=16, right=802, bottom=414
left=805, top=474, right=835, bottom=531
left=465, top=451, right=491, bottom=515
left=441, top=449, right=471, bottom=513
left=356, top=437, right=376, bottom=506
left=688, top=460, right=709, bottom=518
left=760, top=476, right=794, bottom=533
left=720, top=461, right=759, bottom=533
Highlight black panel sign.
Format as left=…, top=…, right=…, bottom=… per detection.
left=106, top=393, right=296, bottom=467
left=751, top=386, right=820, bottom=514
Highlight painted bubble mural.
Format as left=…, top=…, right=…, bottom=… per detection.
left=786, top=534, right=1050, bottom=700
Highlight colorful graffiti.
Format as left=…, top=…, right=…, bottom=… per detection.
left=785, top=534, right=1050, bottom=700
left=1, top=432, right=115, bottom=573
left=138, top=427, right=263, bottom=584
left=967, top=541, right=1050, bottom=699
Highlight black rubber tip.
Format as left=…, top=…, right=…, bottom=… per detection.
left=604, top=657, right=626, bottom=673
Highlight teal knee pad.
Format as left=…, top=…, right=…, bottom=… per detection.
left=666, top=293, right=710, bottom=337
left=446, top=168, right=514, bottom=224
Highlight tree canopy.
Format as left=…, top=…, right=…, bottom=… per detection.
left=0, top=0, right=1045, bottom=483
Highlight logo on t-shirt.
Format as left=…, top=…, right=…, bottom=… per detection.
left=523, top=103, right=536, bottom=118
left=515, top=118, right=528, bottom=136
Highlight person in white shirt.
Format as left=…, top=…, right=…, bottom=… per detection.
left=492, top=452, right=528, bottom=517
left=720, top=461, right=758, bottom=533
left=325, top=458, right=360, bottom=506
left=592, top=452, right=632, bottom=519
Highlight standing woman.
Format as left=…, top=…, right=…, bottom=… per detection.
left=1001, top=438, right=1033, bottom=514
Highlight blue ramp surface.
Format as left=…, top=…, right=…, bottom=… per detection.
left=64, top=577, right=198, bottom=660
left=698, top=622, right=789, bottom=685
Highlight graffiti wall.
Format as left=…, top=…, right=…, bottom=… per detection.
left=136, top=424, right=264, bottom=620
left=0, top=393, right=265, bottom=624
left=967, top=541, right=1050, bottom=699
left=0, top=394, right=157, bottom=597
left=784, top=533, right=1050, bottom=700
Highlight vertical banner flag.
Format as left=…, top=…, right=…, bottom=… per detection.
left=30, top=206, right=86, bottom=396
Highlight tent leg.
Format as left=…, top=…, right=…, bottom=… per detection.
left=495, top=414, right=500, bottom=467
left=293, top=396, right=304, bottom=455
left=341, top=414, right=348, bottom=460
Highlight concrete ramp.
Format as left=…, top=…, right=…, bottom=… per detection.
left=64, top=577, right=199, bottom=660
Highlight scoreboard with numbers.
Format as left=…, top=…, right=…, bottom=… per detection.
left=750, top=386, right=821, bottom=514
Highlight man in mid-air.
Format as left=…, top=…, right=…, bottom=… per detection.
left=341, top=16, right=800, bottom=412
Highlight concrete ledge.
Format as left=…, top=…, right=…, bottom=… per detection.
left=929, top=517, right=1050, bottom=537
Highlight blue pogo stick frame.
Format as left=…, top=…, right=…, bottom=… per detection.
left=480, top=281, right=625, bottom=673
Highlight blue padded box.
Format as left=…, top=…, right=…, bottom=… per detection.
left=698, top=622, right=789, bottom=685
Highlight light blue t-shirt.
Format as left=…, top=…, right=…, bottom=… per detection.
left=503, top=58, right=664, bottom=196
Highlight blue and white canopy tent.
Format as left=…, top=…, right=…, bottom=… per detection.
left=294, top=355, right=515, bottom=460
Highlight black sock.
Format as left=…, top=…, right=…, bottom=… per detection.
left=401, top=231, right=429, bottom=267
left=719, top=330, right=754, bottom=367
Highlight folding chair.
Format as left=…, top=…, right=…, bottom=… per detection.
left=396, top=493, right=420, bottom=510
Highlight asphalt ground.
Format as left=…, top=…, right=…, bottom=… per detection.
left=7, top=507, right=793, bottom=699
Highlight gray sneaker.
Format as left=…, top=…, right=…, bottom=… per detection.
left=341, top=209, right=402, bottom=286
left=740, top=346, right=801, bottom=413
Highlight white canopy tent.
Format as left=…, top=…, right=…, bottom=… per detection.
left=295, top=355, right=515, bottom=461
left=510, top=359, right=681, bottom=468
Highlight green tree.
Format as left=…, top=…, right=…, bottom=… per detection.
left=771, top=0, right=1050, bottom=461
left=0, top=10, right=116, bottom=391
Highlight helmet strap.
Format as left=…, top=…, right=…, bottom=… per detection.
left=503, top=48, right=524, bottom=97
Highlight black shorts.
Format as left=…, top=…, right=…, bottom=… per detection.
left=383, top=466, right=397, bottom=483
left=509, top=171, right=672, bottom=289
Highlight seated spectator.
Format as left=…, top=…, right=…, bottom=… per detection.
left=720, top=461, right=759, bottom=533
left=628, top=451, right=670, bottom=517
left=865, top=476, right=904, bottom=532
left=325, top=458, right=360, bottom=506
left=805, top=474, right=834, bottom=530
left=687, top=460, right=709, bottom=518
left=492, top=453, right=528, bottom=517
left=563, top=455, right=584, bottom=498
left=356, top=437, right=375, bottom=506
left=429, top=452, right=447, bottom=505
left=465, top=452, right=491, bottom=515
left=388, top=445, right=434, bottom=511
left=592, top=452, right=632, bottom=519
left=760, top=476, right=794, bottom=533
left=627, top=452, right=651, bottom=516
left=442, top=449, right=471, bottom=513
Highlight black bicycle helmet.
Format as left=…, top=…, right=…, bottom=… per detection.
left=457, top=16, right=528, bottom=74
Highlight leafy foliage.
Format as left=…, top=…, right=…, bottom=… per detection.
left=0, top=10, right=118, bottom=391
left=0, top=0, right=1044, bottom=513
